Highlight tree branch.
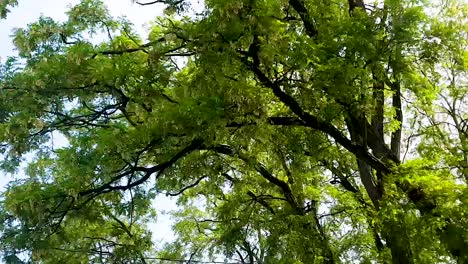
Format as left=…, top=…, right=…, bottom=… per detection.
left=136, top=0, right=183, bottom=6
left=79, top=138, right=203, bottom=196
left=91, top=38, right=165, bottom=58
left=247, top=190, right=276, bottom=215
left=135, top=0, right=165, bottom=6
left=288, top=0, right=318, bottom=37
left=166, top=175, right=208, bottom=196
left=390, top=81, right=402, bottom=160
left=240, top=53, right=392, bottom=174
left=210, top=144, right=302, bottom=213
left=322, top=160, right=359, bottom=193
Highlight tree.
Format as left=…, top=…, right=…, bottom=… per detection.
left=0, top=0, right=17, bottom=19
left=0, top=0, right=466, bottom=263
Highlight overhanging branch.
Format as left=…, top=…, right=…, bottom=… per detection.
left=79, top=138, right=203, bottom=197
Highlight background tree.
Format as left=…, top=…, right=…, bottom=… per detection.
left=0, top=0, right=467, bottom=263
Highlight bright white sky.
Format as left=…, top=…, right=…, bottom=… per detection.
left=0, top=0, right=180, bottom=250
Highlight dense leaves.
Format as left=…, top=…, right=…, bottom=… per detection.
left=0, top=0, right=467, bottom=263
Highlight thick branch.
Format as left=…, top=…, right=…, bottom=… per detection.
left=371, top=80, right=385, bottom=157
left=357, top=159, right=381, bottom=208
left=348, top=0, right=365, bottom=13
left=241, top=55, right=391, bottom=174
left=288, top=0, right=318, bottom=37
left=390, top=81, right=402, bottom=160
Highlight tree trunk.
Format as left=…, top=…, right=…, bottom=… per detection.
left=346, top=100, right=415, bottom=264
left=383, top=218, right=414, bottom=264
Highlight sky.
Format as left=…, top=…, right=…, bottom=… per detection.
left=0, top=0, right=180, bottom=249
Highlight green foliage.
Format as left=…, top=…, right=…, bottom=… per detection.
left=0, top=0, right=467, bottom=263
left=0, top=0, right=17, bottom=19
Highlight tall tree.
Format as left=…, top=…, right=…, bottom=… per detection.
left=0, top=0, right=467, bottom=263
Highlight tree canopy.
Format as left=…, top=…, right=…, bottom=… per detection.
left=0, top=0, right=467, bottom=263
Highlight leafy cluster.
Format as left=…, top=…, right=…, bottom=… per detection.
left=0, top=0, right=467, bottom=263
